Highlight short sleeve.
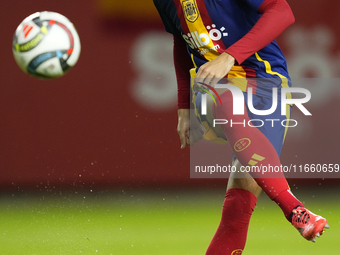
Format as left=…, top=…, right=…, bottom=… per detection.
left=153, top=0, right=181, bottom=35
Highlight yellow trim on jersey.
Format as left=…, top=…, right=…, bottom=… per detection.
left=227, top=66, right=248, bottom=92
left=254, top=52, right=291, bottom=97
left=254, top=52, right=291, bottom=143
left=190, top=54, right=197, bottom=68
left=182, top=0, right=249, bottom=91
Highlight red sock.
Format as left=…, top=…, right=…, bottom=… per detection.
left=212, top=90, right=302, bottom=221
left=206, top=189, right=257, bottom=255
left=274, top=189, right=302, bottom=221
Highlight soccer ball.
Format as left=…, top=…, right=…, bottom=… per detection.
left=12, top=11, right=81, bottom=79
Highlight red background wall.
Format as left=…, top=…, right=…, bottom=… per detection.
left=0, top=0, right=339, bottom=190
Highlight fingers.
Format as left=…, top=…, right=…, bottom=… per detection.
left=177, top=109, right=205, bottom=149
left=193, top=83, right=206, bottom=94
left=194, top=70, right=221, bottom=93
left=178, top=123, right=204, bottom=148
left=210, top=77, right=221, bottom=89
left=178, top=128, right=188, bottom=149
left=178, top=124, right=191, bottom=149
left=195, top=68, right=213, bottom=89
left=201, top=77, right=214, bottom=87
left=185, top=129, right=191, bottom=147
left=195, top=62, right=220, bottom=84
left=194, top=52, right=235, bottom=90
left=177, top=109, right=191, bottom=149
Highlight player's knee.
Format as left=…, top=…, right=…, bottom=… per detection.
left=227, top=161, right=262, bottom=198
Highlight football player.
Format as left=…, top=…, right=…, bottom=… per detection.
left=153, top=0, right=329, bottom=254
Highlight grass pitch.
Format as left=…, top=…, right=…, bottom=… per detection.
left=0, top=187, right=338, bottom=254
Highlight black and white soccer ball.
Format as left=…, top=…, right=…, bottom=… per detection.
left=12, top=11, right=81, bottom=79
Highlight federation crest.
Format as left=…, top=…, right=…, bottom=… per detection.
left=231, top=249, right=243, bottom=255
left=182, top=0, right=199, bottom=23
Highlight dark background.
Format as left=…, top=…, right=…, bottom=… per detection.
left=0, top=0, right=339, bottom=191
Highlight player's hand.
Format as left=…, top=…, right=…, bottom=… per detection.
left=177, top=109, right=204, bottom=149
left=177, top=109, right=191, bottom=149
left=194, top=52, right=235, bottom=91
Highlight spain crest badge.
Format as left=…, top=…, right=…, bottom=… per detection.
left=182, top=0, right=199, bottom=23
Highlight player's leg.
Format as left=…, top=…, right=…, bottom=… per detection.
left=211, top=89, right=328, bottom=242
left=226, top=160, right=262, bottom=197
left=194, top=84, right=328, bottom=247
left=198, top=93, right=260, bottom=253
left=206, top=160, right=261, bottom=255
left=203, top=87, right=285, bottom=203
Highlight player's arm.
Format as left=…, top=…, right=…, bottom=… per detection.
left=153, top=0, right=203, bottom=148
left=226, top=0, right=295, bottom=64
left=174, top=34, right=191, bottom=149
left=174, top=35, right=204, bottom=149
left=196, top=0, right=295, bottom=86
